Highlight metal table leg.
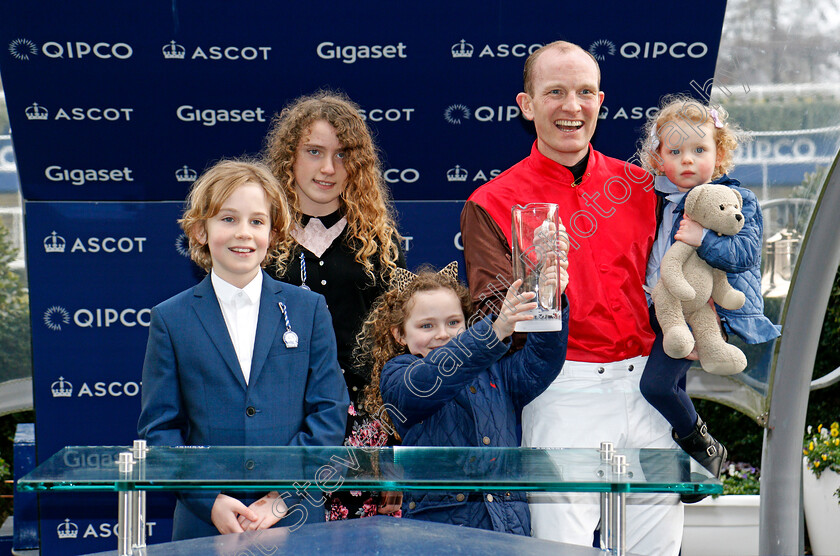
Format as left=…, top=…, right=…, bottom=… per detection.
left=609, top=454, right=628, bottom=556
left=599, top=441, right=615, bottom=550
left=117, top=451, right=135, bottom=556
left=132, top=440, right=148, bottom=550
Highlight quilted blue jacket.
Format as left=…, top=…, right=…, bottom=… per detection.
left=380, top=304, right=569, bottom=534
left=665, top=175, right=781, bottom=344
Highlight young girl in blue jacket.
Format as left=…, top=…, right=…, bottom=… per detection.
left=637, top=96, right=780, bottom=499
left=357, top=262, right=569, bottom=534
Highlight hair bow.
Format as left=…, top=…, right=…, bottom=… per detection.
left=709, top=108, right=724, bottom=129
left=649, top=124, right=660, bottom=150
left=393, top=261, right=459, bottom=292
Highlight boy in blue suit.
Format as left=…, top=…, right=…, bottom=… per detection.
left=137, top=160, right=349, bottom=540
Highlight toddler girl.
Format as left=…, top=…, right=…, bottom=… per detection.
left=638, top=95, right=780, bottom=499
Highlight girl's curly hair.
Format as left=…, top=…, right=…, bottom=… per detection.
left=179, top=158, right=291, bottom=271
left=638, top=94, right=747, bottom=180
left=356, top=267, right=473, bottom=436
left=263, top=90, right=401, bottom=282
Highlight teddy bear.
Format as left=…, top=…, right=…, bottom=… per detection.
left=652, top=183, right=748, bottom=376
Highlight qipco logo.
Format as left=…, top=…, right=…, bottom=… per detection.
left=73, top=307, right=151, bottom=328
left=42, top=41, right=133, bottom=60
left=43, top=305, right=151, bottom=330
left=619, top=41, right=708, bottom=59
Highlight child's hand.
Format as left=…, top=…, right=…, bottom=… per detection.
left=675, top=215, right=704, bottom=247
left=237, top=491, right=288, bottom=531
left=491, top=279, right=537, bottom=341
left=211, top=493, right=259, bottom=534
left=377, top=491, right=402, bottom=514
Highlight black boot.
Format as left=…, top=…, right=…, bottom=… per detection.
left=673, top=416, right=728, bottom=503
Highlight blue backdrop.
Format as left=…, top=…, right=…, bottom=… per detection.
left=0, top=1, right=727, bottom=552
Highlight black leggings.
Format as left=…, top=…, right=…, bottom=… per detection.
left=640, top=306, right=697, bottom=438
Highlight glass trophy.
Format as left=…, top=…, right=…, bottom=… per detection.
left=511, top=203, right=563, bottom=332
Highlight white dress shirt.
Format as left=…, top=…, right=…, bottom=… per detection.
left=211, top=270, right=262, bottom=385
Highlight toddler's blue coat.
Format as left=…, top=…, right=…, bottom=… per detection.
left=666, top=175, right=781, bottom=343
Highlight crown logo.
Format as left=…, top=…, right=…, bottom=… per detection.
left=57, top=518, right=78, bottom=538
left=175, top=165, right=198, bottom=182
left=25, top=103, right=49, bottom=120
left=451, top=40, right=474, bottom=58
left=44, top=231, right=66, bottom=253
left=51, top=377, right=73, bottom=398
left=162, top=40, right=186, bottom=60
left=598, top=106, right=609, bottom=120
left=446, top=165, right=468, bottom=182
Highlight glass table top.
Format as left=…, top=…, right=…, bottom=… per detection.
left=18, top=446, right=721, bottom=496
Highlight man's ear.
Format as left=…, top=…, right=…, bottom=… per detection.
left=391, top=326, right=404, bottom=346
left=516, top=92, right=534, bottom=121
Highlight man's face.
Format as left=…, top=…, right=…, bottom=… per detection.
left=517, top=48, right=604, bottom=166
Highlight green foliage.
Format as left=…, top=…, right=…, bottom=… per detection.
left=0, top=411, right=34, bottom=523
left=0, top=220, right=31, bottom=499
left=0, top=223, right=31, bottom=382
left=721, top=462, right=761, bottom=495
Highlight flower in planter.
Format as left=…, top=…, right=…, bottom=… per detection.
left=803, top=422, right=840, bottom=503
left=719, top=461, right=761, bottom=496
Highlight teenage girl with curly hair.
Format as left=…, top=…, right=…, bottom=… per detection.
left=263, top=90, right=405, bottom=520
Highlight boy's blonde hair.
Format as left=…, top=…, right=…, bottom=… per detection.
left=263, top=90, right=402, bottom=281
left=357, top=267, right=473, bottom=435
left=179, top=159, right=291, bottom=271
left=638, top=94, right=743, bottom=180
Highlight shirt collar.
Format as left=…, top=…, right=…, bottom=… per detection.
left=527, top=141, right=594, bottom=186
left=654, top=175, right=687, bottom=204
left=211, top=269, right=263, bottom=305
left=300, top=209, right=343, bottom=229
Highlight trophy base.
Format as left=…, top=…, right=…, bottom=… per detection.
left=514, top=318, right=563, bottom=332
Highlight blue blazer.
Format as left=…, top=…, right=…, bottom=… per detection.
left=137, top=270, right=349, bottom=540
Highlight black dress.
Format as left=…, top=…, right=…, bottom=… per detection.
left=267, top=209, right=405, bottom=520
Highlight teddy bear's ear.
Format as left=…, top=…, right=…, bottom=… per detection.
left=732, top=189, right=743, bottom=209
left=685, top=184, right=707, bottom=215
